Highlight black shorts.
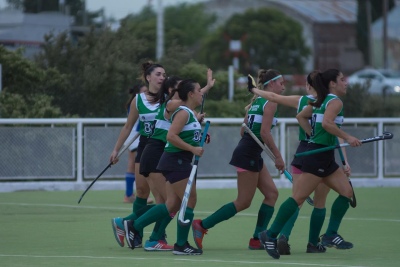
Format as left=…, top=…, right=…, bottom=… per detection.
left=229, top=134, right=263, bottom=172
left=135, top=135, right=149, bottom=163
left=300, top=143, right=339, bottom=177
left=290, top=140, right=308, bottom=169
left=139, top=138, right=166, bottom=177
left=157, top=151, right=194, bottom=184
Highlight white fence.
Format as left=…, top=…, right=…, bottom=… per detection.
left=0, top=117, right=399, bottom=192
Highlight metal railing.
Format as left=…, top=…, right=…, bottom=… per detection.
left=0, top=117, right=399, bottom=192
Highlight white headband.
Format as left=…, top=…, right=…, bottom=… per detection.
left=263, top=75, right=282, bottom=86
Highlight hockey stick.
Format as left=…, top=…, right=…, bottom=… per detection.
left=242, top=123, right=314, bottom=206
left=77, top=132, right=140, bottom=204
left=295, top=132, right=393, bottom=158
left=178, top=120, right=211, bottom=226
left=336, top=138, right=357, bottom=208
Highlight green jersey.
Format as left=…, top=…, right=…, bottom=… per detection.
left=135, top=93, right=159, bottom=137
left=297, top=95, right=315, bottom=141
left=151, top=101, right=170, bottom=142
left=246, top=96, right=278, bottom=141
left=309, top=94, right=344, bottom=146
left=165, top=106, right=202, bottom=153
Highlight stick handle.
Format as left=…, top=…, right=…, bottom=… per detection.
left=77, top=132, right=140, bottom=204
left=295, top=132, right=394, bottom=157
left=242, top=123, right=314, bottom=206
left=178, top=121, right=210, bottom=226
left=336, top=138, right=357, bottom=208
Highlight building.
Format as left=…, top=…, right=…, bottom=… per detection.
left=204, top=0, right=364, bottom=75
left=0, top=8, right=73, bottom=59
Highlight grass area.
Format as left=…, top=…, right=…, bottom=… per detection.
left=1, top=187, right=400, bottom=267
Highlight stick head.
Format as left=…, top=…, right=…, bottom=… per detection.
left=382, top=132, right=394, bottom=140
left=178, top=218, right=191, bottom=226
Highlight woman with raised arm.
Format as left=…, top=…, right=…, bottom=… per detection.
left=192, top=69, right=285, bottom=251
left=123, top=79, right=207, bottom=255
left=111, top=70, right=214, bottom=251
left=250, top=71, right=351, bottom=254
left=259, top=69, right=361, bottom=260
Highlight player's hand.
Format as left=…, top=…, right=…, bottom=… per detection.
left=343, top=161, right=351, bottom=177
left=110, top=151, right=119, bottom=164
left=346, top=136, right=362, bottom=147
left=275, top=157, right=285, bottom=173
left=247, top=74, right=257, bottom=93
left=192, top=147, right=204, bottom=157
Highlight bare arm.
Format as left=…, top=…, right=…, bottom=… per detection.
left=200, top=68, right=215, bottom=94
left=296, top=105, right=313, bottom=136
left=322, top=99, right=361, bottom=147
left=110, top=98, right=139, bottom=163
left=260, top=102, right=285, bottom=172
left=252, top=88, right=301, bottom=109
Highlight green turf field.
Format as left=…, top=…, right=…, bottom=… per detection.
left=1, top=187, right=399, bottom=267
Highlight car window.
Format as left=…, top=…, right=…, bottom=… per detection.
left=358, top=73, right=376, bottom=79
left=380, top=70, right=400, bottom=78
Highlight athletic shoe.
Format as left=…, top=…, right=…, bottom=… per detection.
left=248, top=238, right=263, bottom=250
left=123, top=194, right=136, bottom=203
left=173, top=242, right=203, bottom=255
left=306, top=242, right=327, bottom=253
left=277, top=235, right=291, bottom=255
left=320, top=234, right=353, bottom=249
left=124, top=219, right=140, bottom=249
left=111, top=217, right=125, bottom=247
left=259, top=230, right=280, bottom=259
left=134, top=234, right=143, bottom=248
left=192, top=219, right=208, bottom=249
left=160, top=233, right=168, bottom=244
left=144, top=240, right=173, bottom=251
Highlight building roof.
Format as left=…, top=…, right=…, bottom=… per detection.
left=372, top=5, right=400, bottom=40
left=0, top=10, right=73, bottom=43
left=268, top=0, right=357, bottom=23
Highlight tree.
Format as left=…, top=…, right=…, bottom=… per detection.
left=0, top=46, right=65, bottom=118
left=356, top=0, right=395, bottom=65
left=195, top=8, right=310, bottom=75
left=34, top=28, right=149, bottom=117
left=120, top=3, right=215, bottom=61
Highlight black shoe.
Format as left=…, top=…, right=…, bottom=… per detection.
left=277, top=235, right=291, bottom=255
left=173, top=242, right=203, bottom=255
left=259, top=230, right=280, bottom=259
left=306, top=242, right=326, bottom=253
left=320, top=234, right=353, bottom=249
left=124, top=219, right=140, bottom=249
left=134, top=233, right=142, bottom=248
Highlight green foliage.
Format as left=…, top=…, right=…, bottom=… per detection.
left=34, top=28, right=148, bottom=117
left=196, top=7, right=310, bottom=75
left=0, top=46, right=66, bottom=118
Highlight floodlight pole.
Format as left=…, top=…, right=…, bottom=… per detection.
left=156, top=0, right=164, bottom=61
left=383, top=0, right=388, bottom=69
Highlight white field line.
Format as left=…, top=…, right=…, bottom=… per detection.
left=0, top=254, right=369, bottom=267
left=0, top=202, right=400, bottom=223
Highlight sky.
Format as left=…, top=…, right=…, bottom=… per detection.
left=0, top=0, right=207, bottom=20
left=86, top=0, right=207, bottom=19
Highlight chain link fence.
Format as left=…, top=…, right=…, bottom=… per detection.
left=1, top=118, right=399, bottom=186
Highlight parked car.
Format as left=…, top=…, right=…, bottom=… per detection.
left=346, top=68, right=400, bottom=95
